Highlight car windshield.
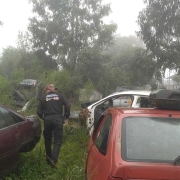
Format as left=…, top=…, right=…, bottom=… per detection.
left=122, top=116, right=180, bottom=162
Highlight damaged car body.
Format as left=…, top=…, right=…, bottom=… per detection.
left=0, top=104, right=41, bottom=175
left=11, top=79, right=42, bottom=110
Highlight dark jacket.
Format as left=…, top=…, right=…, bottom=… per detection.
left=36, top=91, right=70, bottom=119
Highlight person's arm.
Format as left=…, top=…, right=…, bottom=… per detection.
left=36, top=99, right=44, bottom=119
left=62, top=96, right=71, bottom=119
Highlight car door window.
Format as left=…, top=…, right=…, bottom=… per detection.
left=0, top=107, right=15, bottom=127
left=10, top=112, right=24, bottom=123
left=112, top=95, right=133, bottom=107
left=0, top=110, right=7, bottom=129
left=139, top=97, right=151, bottom=107
left=95, top=114, right=112, bottom=155
left=93, top=111, right=106, bottom=141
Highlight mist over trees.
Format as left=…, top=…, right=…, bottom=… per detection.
left=1, top=0, right=180, bottom=105
left=28, top=0, right=117, bottom=72
left=137, top=0, right=180, bottom=73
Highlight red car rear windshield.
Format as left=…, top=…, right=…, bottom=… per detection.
left=121, top=116, right=180, bottom=163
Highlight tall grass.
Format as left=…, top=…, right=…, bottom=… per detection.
left=2, top=122, right=89, bottom=180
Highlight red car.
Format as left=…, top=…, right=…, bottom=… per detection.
left=85, top=106, right=180, bottom=180
left=0, top=105, right=41, bottom=174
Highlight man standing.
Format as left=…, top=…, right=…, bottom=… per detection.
left=37, top=84, right=70, bottom=167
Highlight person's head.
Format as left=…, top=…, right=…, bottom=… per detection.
left=44, top=84, right=57, bottom=93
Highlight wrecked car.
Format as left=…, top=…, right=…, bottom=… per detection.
left=0, top=104, right=41, bottom=175
left=11, top=79, right=42, bottom=110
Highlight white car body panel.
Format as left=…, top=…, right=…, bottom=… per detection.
left=86, top=90, right=151, bottom=135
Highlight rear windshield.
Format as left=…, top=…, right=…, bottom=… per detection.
left=122, top=116, right=180, bottom=163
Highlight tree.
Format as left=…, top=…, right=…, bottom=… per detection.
left=17, top=31, right=58, bottom=73
left=105, top=36, right=145, bottom=69
left=172, top=74, right=180, bottom=84
left=0, top=46, right=21, bottom=80
left=137, top=0, right=180, bottom=72
left=39, top=70, right=72, bottom=97
left=103, top=65, right=130, bottom=94
left=75, top=47, right=107, bottom=85
left=103, top=36, right=158, bottom=88
left=79, top=79, right=96, bottom=102
left=0, top=75, right=13, bottom=105
left=0, top=44, right=55, bottom=84
left=129, top=48, right=161, bottom=87
left=28, top=0, right=117, bottom=72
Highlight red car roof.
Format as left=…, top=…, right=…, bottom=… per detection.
left=110, top=107, right=180, bottom=116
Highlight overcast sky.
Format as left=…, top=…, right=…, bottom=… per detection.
left=0, top=0, right=145, bottom=53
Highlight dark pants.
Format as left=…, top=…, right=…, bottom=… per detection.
left=43, top=115, right=63, bottom=163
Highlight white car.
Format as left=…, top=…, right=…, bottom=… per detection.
left=86, top=90, right=151, bottom=135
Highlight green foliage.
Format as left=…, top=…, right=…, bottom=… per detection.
left=17, top=31, right=58, bottom=73
left=39, top=70, right=72, bottom=97
left=22, top=54, right=43, bottom=78
left=0, top=46, right=49, bottom=81
left=28, top=0, right=116, bottom=72
left=83, top=79, right=94, bottom=90
left=150, top=79, right=158, bottom=90
left=102, top=35, right=164, bottom=89
left=106, top=36, right=145, bottom=64
left=76, top=47, right=107, bottom=86
left=101, top=65, right=130, bottom=95
left=96, top=78, right=108, bottom=96
left=0, top=46, right=21, bottom=79
left=172, top=75, right=180, bottom=84
left=3, top=125, right=89, bottom=180
left=137, top=0, right=180, bottom=72
left=11, top=68, right=25, bottom=86
left=35, top=50, right=58, bottom=71
left=79, top=79, right=95, bottom=102
left=75, top=37, right=150, bottom=94
left=103, top=36, right=153, bottom=90
left=0, top=76, right=13, bottom=105
left=0, top=34, right=158, bottom=102
left=129, top=48, right=160, bottom=86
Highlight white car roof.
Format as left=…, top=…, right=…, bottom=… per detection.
left=87, top=90, right=151, bottom=109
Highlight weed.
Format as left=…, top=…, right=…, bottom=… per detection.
left=3, top=124, right=89, bottom=180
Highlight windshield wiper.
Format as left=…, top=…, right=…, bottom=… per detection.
left=174, top=155, right=180, bottom=165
